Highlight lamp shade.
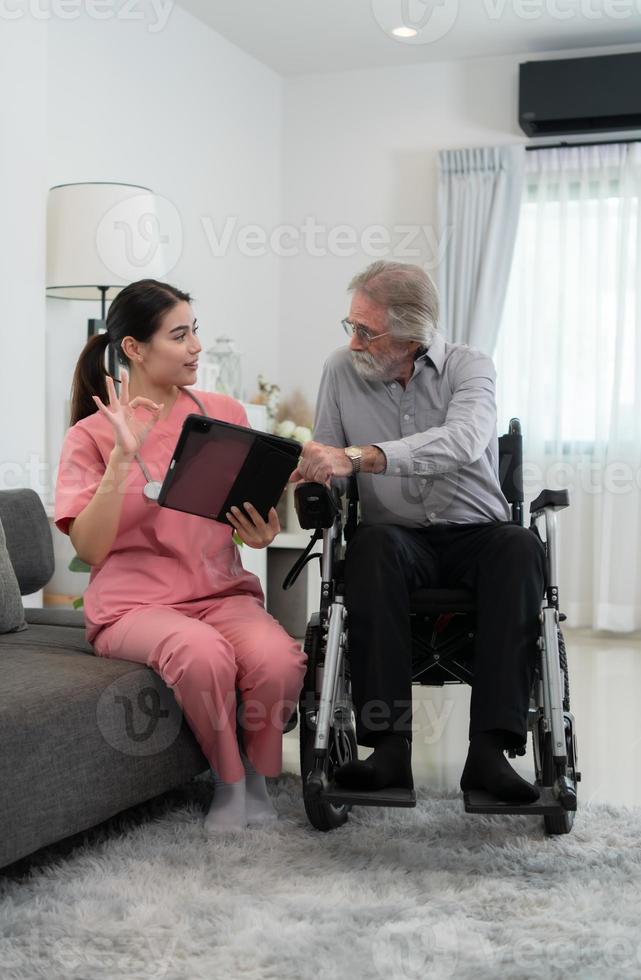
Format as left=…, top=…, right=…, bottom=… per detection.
left=46, top=181, right=175, bottom=300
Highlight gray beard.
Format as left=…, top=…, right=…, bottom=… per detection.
left=351, top=348, right=409, bottom=383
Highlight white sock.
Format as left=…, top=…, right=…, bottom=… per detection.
left=241, top=752, right=278, bottom=826
left=204, top=771, right=247, bottom=835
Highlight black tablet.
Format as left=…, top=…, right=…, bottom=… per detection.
left=157, top=414, right=301, bottom=525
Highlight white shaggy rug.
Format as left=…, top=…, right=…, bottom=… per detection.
left=2, top=772, right=641, bottom=980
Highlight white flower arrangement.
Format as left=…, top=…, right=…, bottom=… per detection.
left=276, top=420, right=312, bottom=444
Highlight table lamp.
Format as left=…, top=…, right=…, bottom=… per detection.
left=46, top=181, right=168, bottom=378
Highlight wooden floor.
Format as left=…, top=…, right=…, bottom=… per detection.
left=283, top=628, right=641, bottom=808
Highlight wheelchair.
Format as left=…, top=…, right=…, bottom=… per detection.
left=283, top=419, right=580, bottom=836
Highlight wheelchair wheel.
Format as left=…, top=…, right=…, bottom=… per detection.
left=299, top=617, right=358, bottom=832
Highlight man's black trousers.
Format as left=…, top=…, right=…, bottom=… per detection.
left=342, top=521, right=548, bottom=749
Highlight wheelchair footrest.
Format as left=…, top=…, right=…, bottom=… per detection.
left=464, top=786, right=570, bottom=816
left=321, top=783, right=417, bottom=809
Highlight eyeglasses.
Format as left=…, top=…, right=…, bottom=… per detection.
left=341, top=318, right=391, bottom=345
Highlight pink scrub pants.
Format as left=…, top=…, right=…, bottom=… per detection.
left=92, top=594, right=307, bottom=783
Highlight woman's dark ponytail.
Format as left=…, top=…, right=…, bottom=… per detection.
left=67, top=278, right=192, bottom=427
left=69, top=331, right=112, bottom=427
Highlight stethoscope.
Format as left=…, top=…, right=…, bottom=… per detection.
left=138, top=386, right=207, bottom=501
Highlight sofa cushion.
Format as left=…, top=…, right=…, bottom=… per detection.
left=24, top=607, right=85, bottom=629
left=0, top=620, right=95, bottom=655
left=0, top=515, right=27, bottom=635
left=0, top=630, right=209, bottom=869
left=0, top=489, right=55, bottom=595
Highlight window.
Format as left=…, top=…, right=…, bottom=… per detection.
left=494, top=148, right=641, bottom=453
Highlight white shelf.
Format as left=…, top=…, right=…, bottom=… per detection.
left=270, top=530, right=318, bottom=550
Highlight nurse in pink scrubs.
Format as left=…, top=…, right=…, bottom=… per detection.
left=55, top=279, right=307, bottom=835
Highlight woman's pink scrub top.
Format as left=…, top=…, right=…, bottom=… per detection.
left=54, top=388, right=264, bottom=646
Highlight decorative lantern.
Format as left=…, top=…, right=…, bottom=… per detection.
left=200, top=336, right=243, bottom=400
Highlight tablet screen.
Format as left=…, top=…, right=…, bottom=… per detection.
left=162, top=424, right=254, bottom=519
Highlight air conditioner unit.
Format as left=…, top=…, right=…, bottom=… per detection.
left=519, top=52, right=641, bottom=138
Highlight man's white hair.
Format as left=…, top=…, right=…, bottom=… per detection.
left=348, top=260, right=439, bottom=346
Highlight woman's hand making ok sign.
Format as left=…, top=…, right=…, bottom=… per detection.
left=91, top=368, right=164, bottom=459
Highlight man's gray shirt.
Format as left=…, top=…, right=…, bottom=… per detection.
left=312, top=331, right=511, bottom=527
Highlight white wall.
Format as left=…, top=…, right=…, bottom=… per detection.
left=42, top=1, right=283, bottom=505
left=4, top=17, right=641, bottom=505
left=279, top=44, right=641, bottom=417
left=0, top=19, right=47, bottom=496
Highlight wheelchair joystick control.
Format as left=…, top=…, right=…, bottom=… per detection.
left=294, top=482, right=340, bottom=530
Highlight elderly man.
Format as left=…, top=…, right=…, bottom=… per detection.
left=292, top=260, right=546, bottom=803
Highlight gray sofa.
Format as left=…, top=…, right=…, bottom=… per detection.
left=0, top=489, right=210, bottom=870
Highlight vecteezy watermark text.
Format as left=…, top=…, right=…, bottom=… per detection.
left=200, top=215, right=452, bottom=266
left=0, top=0, right=174, bottom=33
left=372, top=0, right=641, bottom=47
left=6, top=452, right=641, bottom=500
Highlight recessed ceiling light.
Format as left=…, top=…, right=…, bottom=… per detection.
left=392, top=26, right=418, bottom=38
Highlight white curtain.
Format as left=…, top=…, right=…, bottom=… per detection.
left=437, top=144, right=525, bottom=353
left=494, top=142, right=641, bottom=632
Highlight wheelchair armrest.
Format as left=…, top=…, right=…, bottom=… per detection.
left=529, top=489, right=570, bottom=515
left=294, top=481, right=341, bottom=529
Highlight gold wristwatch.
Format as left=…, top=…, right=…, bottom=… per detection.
left=344, top=446, right=363, bottom=474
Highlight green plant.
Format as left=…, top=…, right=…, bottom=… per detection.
left=68, top=555, right=90, bottom=609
